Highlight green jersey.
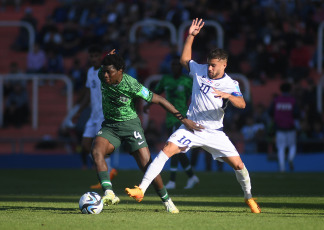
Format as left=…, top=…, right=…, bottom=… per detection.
left=98, top=70, right=153, bottom=122
left=155, top=74, right=192, bottom=128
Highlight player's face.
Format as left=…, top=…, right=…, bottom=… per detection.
left=89, top=52, right=102, bottom=69
left=101, top=65, right=123, bottom=85
left=207, top=58, right=227, bottom=79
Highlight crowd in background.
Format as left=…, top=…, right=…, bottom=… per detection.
left=2, top=0, right=324, bottom=157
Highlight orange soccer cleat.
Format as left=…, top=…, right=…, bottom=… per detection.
left=125, top=186, right=144, bottom=202
left=245, top=198, right=261, bottom=213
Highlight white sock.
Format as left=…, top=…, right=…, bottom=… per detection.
left=288, top=145, right=296, bottom=162
left=234, top=164, right=252, bottom=199
left=139, top=151, right=169, bottom=193
left=277, top=147, right=285, bottom=172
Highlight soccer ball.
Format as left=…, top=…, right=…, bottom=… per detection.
left=79, top=192, right=103, bottom=214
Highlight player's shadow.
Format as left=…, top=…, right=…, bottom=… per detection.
left=0, top=197, right=77, bottom=203
left=0, top=206, right=79, bottom=214
left=122, top=200, right=244, bottom=213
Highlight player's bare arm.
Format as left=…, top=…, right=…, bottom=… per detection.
left=151, top=93, right=204, bottom=131
left=212, top=88, right=246, bottom=109
left=180, top=18, right=205, bottom=71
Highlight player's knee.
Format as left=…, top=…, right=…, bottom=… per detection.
left=233, top=162, right=244, bottom=170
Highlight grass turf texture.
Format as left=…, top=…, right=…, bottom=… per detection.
left=0, top=169, right=323, bottom=230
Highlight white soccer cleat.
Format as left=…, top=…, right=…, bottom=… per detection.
left=102, top=190, right=120, bottom=206
left=184, top=175, right=199, bottom=189
left=165, top=181, right=176, bottom=189
left=163, top=198, right=179, bottom=213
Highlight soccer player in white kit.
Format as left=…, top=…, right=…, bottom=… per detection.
left=75, top=45, right=116, bottom=188
left=126, top=18, right=261, bottom=213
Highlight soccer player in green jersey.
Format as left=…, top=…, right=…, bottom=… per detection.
left=151, top=56, right=199, bottom=189
left=91, top=52, right=202, bottom=213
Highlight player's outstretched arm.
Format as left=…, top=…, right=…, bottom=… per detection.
left=180, top=18, right=205, bottom=71
left=151, top=93, right=203, bottom=132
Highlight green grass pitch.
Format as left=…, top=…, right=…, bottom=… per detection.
left=0, top=169, right=323, bottom=230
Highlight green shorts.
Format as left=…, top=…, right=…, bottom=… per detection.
left=97, top=117, right=148, bottom=153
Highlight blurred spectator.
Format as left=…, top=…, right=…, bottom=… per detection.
left=269, top=82, right=300, bottom=172
left=38, top=17, right=63, bottom=52
left=68, top=58, right=86, bottom=92
left=3, top=83, right=30, bottom=128
left=46, top=49, right=64, bottom=74
left=159, top=44, right=180, bottom=74
left=11, top=7, right=38, bottom=52
left=287, top=37, right=311, bottom=83
left=61, top=19, right=82, bottom=57
left=1, top=0, right=21, bottom=11
left=165, top=1, right=190, bottom=28
left=80, top=8, right=102, bottom=47
left=26, top=43, right=46, bottom=74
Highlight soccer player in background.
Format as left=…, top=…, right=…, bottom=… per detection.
left=149, top=56, right=199, bottom=189
left=269, top=82, right=299, bottom=172
left=91, top=52, right=201, bottom=213
left=126, top=18, right=261, bottom=213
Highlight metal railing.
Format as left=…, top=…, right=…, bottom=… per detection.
left=317, top=22, right=324, bottom=113
left=0, top=74, right=73, bottom=129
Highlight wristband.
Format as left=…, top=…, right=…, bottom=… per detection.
left=173, top=112, right=187, bottom=121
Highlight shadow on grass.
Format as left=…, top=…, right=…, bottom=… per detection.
left=0, top=206, right=79, bottom=214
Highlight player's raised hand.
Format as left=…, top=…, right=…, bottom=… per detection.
left=108, top=49, right=116, bottom=55
left=189, top=18, right=204, bottom=36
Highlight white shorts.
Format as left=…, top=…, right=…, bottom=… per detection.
left=168, top=125, right=239, bottom=160
left=83, top=118, right=103, bottom=138
left=276, top=130, right=296, bottom=149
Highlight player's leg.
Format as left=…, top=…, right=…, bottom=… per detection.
left=222, top=156, right=261, bottom=213
left=179, top=153, right=199, bottom=189
left=80, top=137, right=92, bottom=169
left=287, top=130, right=297, bottom=171
left=126, top=126, right=195, bottom=213
left=165, top=125, right=179, bottom=189
left=190, top=147, right=200, bottom=169
left=276, top=131, right=286, bottom=172
left=131, top=146, right=179, bottom=213
left=205, top=129, right=260, bottom=213
left=165, top=155, right=179, bottom=189
left=136, top=142, right=182, bottom=194
left=80, top=119, right=95, bottom=169
left=90, top=155, right=117, bottom=189
left=91, top=136, right=120, bottom=205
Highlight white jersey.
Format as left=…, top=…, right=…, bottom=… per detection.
left=187, top=60, right=243, bottom=130
left=86, top=66, right=104, bottom=122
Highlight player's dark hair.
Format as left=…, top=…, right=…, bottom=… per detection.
left=102, top=53, right=126, bottom=71
left=88, top=44, right=102, bottom=54
left=207, top=48, right=228, bottom=61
